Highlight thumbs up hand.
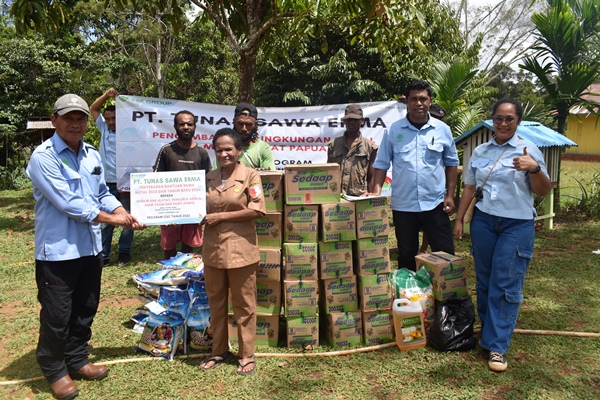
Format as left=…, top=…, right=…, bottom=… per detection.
left=513, top=146, right=538, bottom=172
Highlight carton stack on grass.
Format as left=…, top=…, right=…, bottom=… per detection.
left=228, top=170, right=284, bottom=347
left=415, top=252, right=469, bottom=302
left=319, top=200, right=363, bottom=347
left=352, top=197, right=395, bottom=346
left=283, top=164, right=341, bottom=347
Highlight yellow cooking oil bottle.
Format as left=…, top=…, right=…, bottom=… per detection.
left=392, top=296, right=426, bottom=351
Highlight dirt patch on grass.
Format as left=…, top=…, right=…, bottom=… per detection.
left=482, top=385, right=513, bottom=399
left=98, top=297, right=140, bottom=310
left=0, top=300, right=24, bottom=319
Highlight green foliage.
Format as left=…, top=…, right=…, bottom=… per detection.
left=520, top=0, right=600, bottom=134
left=0, top=165, right=29, bottom=190
left=254, top=0, right=465, bottom=106
left=562, top=168, right=600, bottom=219
left=428, top=60, right=497, bottom=136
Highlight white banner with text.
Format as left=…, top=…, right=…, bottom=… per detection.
left=115, top=96, right=406, bottom=191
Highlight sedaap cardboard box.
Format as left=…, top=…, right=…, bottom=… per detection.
left=323, top=311, right=363, bottom=347
left=256, top=212, right=282, bottom=249
left=318, top=241, right=354, bottom=279
left=284, top=205, right=319, bottom=243
left=283, top=280, right=319, bottom=317
left=355, top=197, right=390, bottom=238
left=228, top=314, right=279, bottom=347
left=357, top=274, right=393, bottom=311
left=283, top=243, right=318, bottom=280
left=257, top=248, right=282, bottom=281
left=286, top=315, right=319, bottom=348
left=362, top=310, right=394, bottom=346
left=354, top=237, right=391, bottom=275
left=415, top=252, right=468, bottom=301
left=259, top=170, right=284, bottom=212
left=256, top=279, right=282, bottom=315
left=320, top=202, right=356, bottom=242
left=284, top=164, right=341, bottom=205
left=228, top=280, right=281, bottom=316
left=320, top=276, right=359, bottom=314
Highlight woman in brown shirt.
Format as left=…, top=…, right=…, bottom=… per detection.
left=200, top=128, right=266, bottom=375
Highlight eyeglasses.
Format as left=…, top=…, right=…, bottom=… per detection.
left=492, top=115, right=517, bottom=124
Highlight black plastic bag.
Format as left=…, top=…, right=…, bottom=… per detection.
left=428, top=296, right=476, bottom=351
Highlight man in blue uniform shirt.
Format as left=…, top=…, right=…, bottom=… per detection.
left=26, top=94, right=144, bottom=400
left=370, top=80, right=459, bottom=271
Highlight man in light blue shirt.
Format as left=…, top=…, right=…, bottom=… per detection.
left=371, top=80, right=459, bottom=271
left=26, top=94, right=144, bottom=400
left=90, top=88, right=134, bottom=266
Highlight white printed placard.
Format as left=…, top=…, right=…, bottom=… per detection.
left=130, top=170, right=206, bottom=226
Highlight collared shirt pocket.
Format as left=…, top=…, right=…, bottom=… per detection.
left=424, top=143, right=443, bottom=165
left=61, top=165, right=82, bottom=193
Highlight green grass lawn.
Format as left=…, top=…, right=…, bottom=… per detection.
left=1, top=161, right=600, bottom=399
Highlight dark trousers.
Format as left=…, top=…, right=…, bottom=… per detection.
left=35, top=254, right=103, bottom=383
left=393, top=203, right=455, bottom=271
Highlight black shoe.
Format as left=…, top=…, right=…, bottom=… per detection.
left=103, top=258, right=110, bottom=267
left=117, top=253, right=131, bottom=266
left=488, top=351, right=507, bottom=372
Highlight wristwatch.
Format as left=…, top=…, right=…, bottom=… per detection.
left=530, top=164, right=541, bottom=174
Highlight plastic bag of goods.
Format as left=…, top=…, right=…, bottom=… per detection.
left=187, top=296, right=212, bottom=351
left=138, top=310, right=185, bottom=360
left=390, top=267, right=435, bottom=334
left=428, top=296, right=476, bottom=351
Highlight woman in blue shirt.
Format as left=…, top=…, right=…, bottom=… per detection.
left=454, top=98, right=551, bottom=372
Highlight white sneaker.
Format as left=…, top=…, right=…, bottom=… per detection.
left=488, top=351, right=507, bottom=372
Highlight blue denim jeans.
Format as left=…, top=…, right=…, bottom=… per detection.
left=101, top=183, right=134, bottom=260
left=470, top=208, right=534, bottom=354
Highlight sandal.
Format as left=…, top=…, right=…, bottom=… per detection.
left=200, top=351, right=233, bottom=371
left=237, top=355, right=256, bottom=375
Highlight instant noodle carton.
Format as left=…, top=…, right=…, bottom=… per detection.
left=228, top=280, right=281, bottom=316
left=257, top=248, right=282, bottom=281
left=357, top=274, right=393, bottom=311
left=256, top=279, right=282, bottom=315
left=284, top=164, right=341, bottom=204
left=354, top=237, right=391, bottom=275
left=320, top=276, right=359, bottom=314
left=415, top=252, right=468, bottom=301
left=283, top=243, right=318, bottom=280
left=320, top=202, right=356, bottom=242
left=323, top=311, right=363, bottom=347
left=362, top=310, right=394, bottom=345
left=228, top=314, right=280, bottom=347
left=283, top=205, right=319, bottom=243
left=318, top=241, right=354, bottom=279
left=259, top=170, right=284, bottom=212
left=286, top=315, right=319, bottom=348
left=256, top=212, right=282, bottom=249
left=283, top=280, right=319, bottom=317
left=354, top=196, right=390, bottom=238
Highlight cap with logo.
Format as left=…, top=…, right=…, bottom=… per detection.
left=342, top=104, right=363, bottom=120
left=53, top=94, right=90, bottom=116
left=234, top=102, right=258, bottom=119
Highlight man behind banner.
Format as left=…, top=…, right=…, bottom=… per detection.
left=370, top=80, right=458, bottom=271
left=327, top=103, right=378, bottom=196
left=26, top=94, right=145, bottom=400
left=90, top=88, right=135, bottom=267
left=154, top=110, right=211, bottom=259
left=215, top=102, right=275, bottom=170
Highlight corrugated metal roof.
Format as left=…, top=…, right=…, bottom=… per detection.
left=455, top=120, right=578, bottom=148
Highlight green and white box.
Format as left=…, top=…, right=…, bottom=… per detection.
left=319, top=241, right=353, bottom=279
left=283, top=243, right=318, bottom=280
left=320, top=202, right=356, bottom=242
left=320, top=276, right=359, bottom=314
left=355, top=237, right=391, bottom=275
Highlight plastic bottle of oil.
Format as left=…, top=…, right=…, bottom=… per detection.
left=392, top=296, right=426, bottom=350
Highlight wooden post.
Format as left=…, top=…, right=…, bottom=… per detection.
left=544, top=186, right=554, bottom=230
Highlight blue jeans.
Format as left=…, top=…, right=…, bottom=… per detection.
left=101, top=183, right=134, bottom=259
left=470, top=208, right=534, bottom=354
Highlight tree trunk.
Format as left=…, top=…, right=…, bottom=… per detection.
left=156, top=32, right=164, bottom=98
left=238, top=46, right=258, bottom=102
left=553, top=115, right=568, bottom=213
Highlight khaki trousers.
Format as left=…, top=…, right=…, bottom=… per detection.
left=204, top=263, right=257, bottom=359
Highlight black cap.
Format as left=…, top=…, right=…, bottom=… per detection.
left=430, top=104, right=446, bottom=120
left=234, top=102, right=258, bottom=119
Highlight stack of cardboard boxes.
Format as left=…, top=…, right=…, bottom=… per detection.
left=229, top=170, right=284, bottom=347
left=353, top=197, right=395, bottom=346
left=227, top=164, right=400, bottom=349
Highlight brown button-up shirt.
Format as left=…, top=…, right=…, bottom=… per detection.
left=203, top=163, right=266, bottom=269
left=327, top=132, right=378, bottom=196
